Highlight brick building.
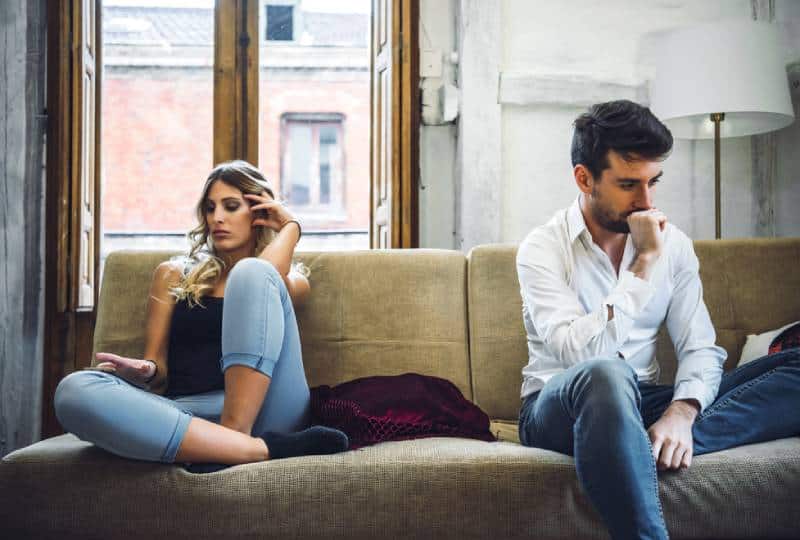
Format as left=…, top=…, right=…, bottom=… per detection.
left=101, top=1, right=370, bottom=256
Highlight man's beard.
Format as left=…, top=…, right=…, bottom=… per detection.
left=590, top=186, right=630, bottom=233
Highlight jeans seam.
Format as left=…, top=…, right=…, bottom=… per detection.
left=519, top=395, right=537, bottom=447
left=695, top=366, right=778, bottom=423
left=223, top=266, right=277, bottom=368
left=529, top=402, right=541, bottom=447
left=265, top=275, right=278, bottom=362
left=644, top=434, right=669, bottom=537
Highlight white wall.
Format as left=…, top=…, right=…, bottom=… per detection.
left=502, top=1, right=753, bottom=242
left=418, top=0, right=459, bottom=249
left=774, top=1, right=800, bottom=236
left=421, top=0, right=800, bottom=250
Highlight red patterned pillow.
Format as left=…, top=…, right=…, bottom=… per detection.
left=768, top=322, right=800, bottom=355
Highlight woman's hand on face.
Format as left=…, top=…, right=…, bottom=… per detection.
left=244, top=192, right=296, bottom=233
left=94, top=352, right=155, bottom=386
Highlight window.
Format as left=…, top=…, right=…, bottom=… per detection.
left=101, top=1, right=214, bottom=265
left=266, top=4, right=293, bottom=41
left=259, top=1, right=369, bottom=250
left=280, top=113, right=344, bottom=217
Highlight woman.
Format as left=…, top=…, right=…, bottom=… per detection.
left=54, top=160, right=348, bottom=472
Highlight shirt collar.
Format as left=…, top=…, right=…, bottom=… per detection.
left=567, top=195, right=587, bottom=243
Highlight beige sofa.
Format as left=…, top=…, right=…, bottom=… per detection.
left=2, top=240, right=800, bottom=539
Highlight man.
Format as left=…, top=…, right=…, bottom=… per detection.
left=516, top=100, right=800, bottom=540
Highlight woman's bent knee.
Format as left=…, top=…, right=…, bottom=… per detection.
left=54, top=371, right=119, bottom=433
left=228, top=257, right=282, bottom=285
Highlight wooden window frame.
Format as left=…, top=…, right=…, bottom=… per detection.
left=215, top=0, right=260, bottom=165
left=42, top=0, right=102, bottom=438
left=370, top=0, right=419, bottom=249
left=262, top=2, right=298, bottom=43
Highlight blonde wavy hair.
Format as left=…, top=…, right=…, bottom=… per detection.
left=168, top=160, right=308, bottom=308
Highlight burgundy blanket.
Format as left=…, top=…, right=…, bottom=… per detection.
left=310, top=373, right=496, bottom=449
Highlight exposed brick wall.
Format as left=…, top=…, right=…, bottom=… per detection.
left=260, top=77, right=370, bottom=229
left=101, top=74, right=369, bottom=234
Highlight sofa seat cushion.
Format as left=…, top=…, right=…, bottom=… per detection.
left=2, top=434, right=799, bottom=539
left=0, top=435, right=800, bottom=539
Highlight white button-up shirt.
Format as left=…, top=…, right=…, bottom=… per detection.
left=516, top=196, right=726, bottom=412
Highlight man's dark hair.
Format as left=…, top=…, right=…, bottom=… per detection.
left=571, top=100, right=673, bottom=179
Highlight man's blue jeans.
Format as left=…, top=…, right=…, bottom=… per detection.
left=518, top=349, right=800, bottom=540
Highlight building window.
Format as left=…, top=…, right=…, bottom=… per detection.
left=265, top=5, right=293, bottom=41
left=280, top=113, right=345, bottom=215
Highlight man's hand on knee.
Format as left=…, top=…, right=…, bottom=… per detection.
left=647, top=399, right=699, bottom=471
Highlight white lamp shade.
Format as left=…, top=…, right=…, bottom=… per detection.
left=650, top=20, right=795, bottom=139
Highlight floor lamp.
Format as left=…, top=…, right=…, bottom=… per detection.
left=650, top=20, right=794, bottom=239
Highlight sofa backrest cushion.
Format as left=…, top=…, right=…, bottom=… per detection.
left=93, top=249, right=473, bottom=399
left=468, top=239, right=800, bottom=420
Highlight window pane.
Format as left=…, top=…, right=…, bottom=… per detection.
left=100, top=0, right=213, bottom=276
left=260, top=0, right=371, bottom=251
left=288, top=122, right=312, bottom=205
left=318, top=124, right=338, bottom=205
left=266, top=5, right=293, bottom=41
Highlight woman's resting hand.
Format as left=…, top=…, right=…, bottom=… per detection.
left=94, top=352, right=156, bottom=387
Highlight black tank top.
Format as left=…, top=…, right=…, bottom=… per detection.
left=166, top=296, right=225, bottom=397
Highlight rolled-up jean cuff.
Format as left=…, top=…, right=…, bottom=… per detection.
left=222, top=352, right=277, bottom=378
left=163, top=411, right=194, bottom=463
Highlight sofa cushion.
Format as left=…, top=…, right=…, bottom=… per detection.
left=94, top=249, right=473, bottom=399
left=3, top=434, right=799, bottom=539
left=466, top=244, right=528, bottom=421
left=467, top=239, right=800, bottom=421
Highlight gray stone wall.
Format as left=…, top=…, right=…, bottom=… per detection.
left=0, top=0, right=46, bottom=457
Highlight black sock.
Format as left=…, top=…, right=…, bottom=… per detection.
left=184, top=461, right=230, bottom=474
left=183, top=426, right=348, bottom=473
left=261, top=426, right=349, bottom=459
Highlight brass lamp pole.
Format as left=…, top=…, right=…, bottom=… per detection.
left=710, top=112, right=724, bottom=240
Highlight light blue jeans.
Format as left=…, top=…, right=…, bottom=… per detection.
left=518, top=349, right=800, bottom=540
left=54, top=257, right=311, bottom=463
